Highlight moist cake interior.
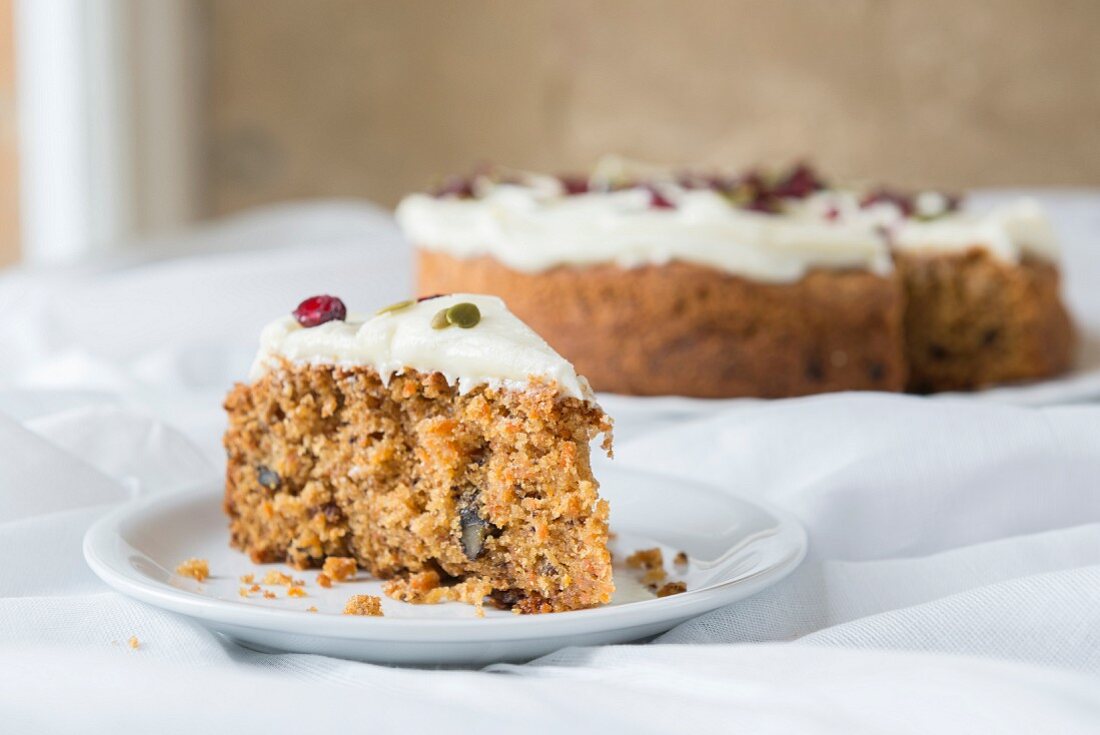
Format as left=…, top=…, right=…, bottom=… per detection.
left=224, top=360, right=614, bottom=614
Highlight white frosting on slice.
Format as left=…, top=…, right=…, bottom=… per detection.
left=249, top=294, right=593, bottom=401
left=396, top=181, right=1058, bottom=281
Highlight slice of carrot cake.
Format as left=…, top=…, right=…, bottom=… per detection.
left=223, top=293, right=613, bottom=613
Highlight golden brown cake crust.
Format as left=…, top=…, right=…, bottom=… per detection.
left=897, top=249, right=1075, bottom=392
left=418, top=251, right=908, bottom=398
left=223, top=360, right=614, bottom=614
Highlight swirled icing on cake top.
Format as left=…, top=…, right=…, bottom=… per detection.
left=249, top=294, right=593, bottom=401
left=395, top=162, right=1057, bottom=282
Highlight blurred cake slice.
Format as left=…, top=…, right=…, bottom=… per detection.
left=223, top=293, right=613, bottom=613
left=892, top=199, right=1074, bottom=392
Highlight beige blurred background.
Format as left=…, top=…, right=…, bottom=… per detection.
left=3, top=0, right=1100, bottom=264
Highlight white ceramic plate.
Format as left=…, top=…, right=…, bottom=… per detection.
left=83, top=466, right=806, bottom=667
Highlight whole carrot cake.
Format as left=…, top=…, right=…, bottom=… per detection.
left=224, top=293, right=614, bottom=614
left=398, top=159, right=1073, bottom=397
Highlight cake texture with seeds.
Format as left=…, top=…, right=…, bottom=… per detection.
left=224, top=293, right=614, bottom=614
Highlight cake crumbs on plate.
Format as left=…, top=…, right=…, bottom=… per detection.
left=343, top=594, right=384, bottom=616
left=128, top=636, right=140, bottom=650
left=673, top=551, right=689, bottom=566
left=175, top=557, right=209, bottom=582
left=262, top=589, right=277, bottom=599
left=238, top=586, right=251, bottom=597
left=625, top=547, right=663, bottom=570
left=249, top=583, right=261, bottom=593
left=240, top=573, right=254, bottom=584
left=306, top=606, right=319, bottom=613
left=657, top=581, right=687, bottom=597
left=287, top=585, right=307, bottom=598
left=317, top=573, right=332, bottom=588
left=642, top=567, right=667, bottom=585
left=262, top=570, right=294, bottom=586
left=322, top=557, right=357, bottom=582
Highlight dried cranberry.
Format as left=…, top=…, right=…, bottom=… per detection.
left=773, top=163, right=825, bottom=199
left=559, top=175, right=589, bottom=195
left=647, top=187, right=676, bottom=209
left=293, top=295, right=347, bottom=328
left=861, top=189, right=915, bottom=217
left=824, top=205, right=841, bottom=222
left=432, top=175, right=475, bottom=199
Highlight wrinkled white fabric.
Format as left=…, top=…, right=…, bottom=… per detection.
left=2, top=194, right=1100, bottom=733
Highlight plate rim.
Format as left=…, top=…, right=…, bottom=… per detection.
left=83, top=466, right=807, bottom=641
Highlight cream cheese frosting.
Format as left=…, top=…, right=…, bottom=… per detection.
left=396, top=172, right=1058, bottom=282
left=249, top=294, right=593, bottom=401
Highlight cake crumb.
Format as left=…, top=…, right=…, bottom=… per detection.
left=128, top=636, right=140, bottom=650
left=657, top=581, right=687, bottom=597
left=240, top=573, right=254, bottom=584
left=642, top=567, right=667, bottom=585
left=249, top=584, right=261, bottom=593
left=176, top=557, right=209, bottom=582
left=317, top=573, right=332, bottom=588
left=343, top=594, right=384, bottom=616
left=625, top=548, right=663, bottom=570
left=238, top=586, right=250, bottom=597
left=306, top=606, right=318, bottom=613
left=673, top=551, right=689, bottom=566
left=262, top=570, right=294, bottom=586
left=322, top=557, right=358, bottom=582
left=262, top=589, right=277, bottom=600
left=287, top=586, right=307, bottom=598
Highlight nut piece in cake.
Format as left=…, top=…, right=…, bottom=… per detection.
left=343, top=595, right=384, bottom=617
left=175, top=558, right=209, bottom=582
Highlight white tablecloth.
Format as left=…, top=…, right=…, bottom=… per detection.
left=2, top=194, right=1099, bottom=733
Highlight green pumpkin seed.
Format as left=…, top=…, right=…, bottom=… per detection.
left=431, top=308, right=451, bottom=329
left=446, top=302, right=481, bottom=329
left=376, top=299, right=414, bottom=315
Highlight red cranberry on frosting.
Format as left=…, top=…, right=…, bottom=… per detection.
left=293, top=295, right=347, bottom=328
left=772, top=163, right=825, bottom=199
left=860, top=189, right=916, bottom=217
left=559, top=175, right=590, bottom=195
